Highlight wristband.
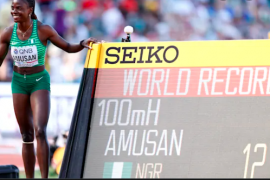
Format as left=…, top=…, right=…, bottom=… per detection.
left=80, top=40, right=84, bottom=47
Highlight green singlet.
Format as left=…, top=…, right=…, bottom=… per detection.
left=10, top=19, right=50, bottom=94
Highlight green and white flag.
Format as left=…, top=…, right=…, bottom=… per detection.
left=28, top=39, right=36, bottom=44
left=103, top=162, right=133, bottom=178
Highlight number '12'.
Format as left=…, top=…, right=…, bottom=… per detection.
left=243, top=143, right=267, bottom=178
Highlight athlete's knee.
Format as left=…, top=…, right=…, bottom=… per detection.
left=22, top=132, right=34, bottom=143
left=35, top=128, right=47, bottom=139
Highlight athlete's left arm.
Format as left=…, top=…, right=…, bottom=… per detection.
left=40, top=24, right=99, bottom=53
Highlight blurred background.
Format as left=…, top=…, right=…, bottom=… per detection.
left=1, top=0, right=270, bottom=178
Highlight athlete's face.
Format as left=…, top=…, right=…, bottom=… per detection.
left=11, top=0, right=33, bottom=23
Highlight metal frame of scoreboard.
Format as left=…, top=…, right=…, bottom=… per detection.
left=59, top=43, right=100, bottom=178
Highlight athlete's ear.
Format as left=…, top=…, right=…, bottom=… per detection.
left=29, top=7, right=33, bottom=16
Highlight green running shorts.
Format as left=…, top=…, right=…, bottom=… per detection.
left=12, top=70, right=50, bottom=95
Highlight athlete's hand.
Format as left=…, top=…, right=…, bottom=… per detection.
left=81, top=38, right=107, bottom=49
left=81, top=37, right=98, bottom=49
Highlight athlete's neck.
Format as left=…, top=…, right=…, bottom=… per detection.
left=18, top=18, right=33, bottom=32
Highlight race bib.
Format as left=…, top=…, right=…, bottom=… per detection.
left=11, top=45, right=38, bottom=67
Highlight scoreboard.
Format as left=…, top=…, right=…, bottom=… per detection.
left=59, top=40, right=270, bottom=178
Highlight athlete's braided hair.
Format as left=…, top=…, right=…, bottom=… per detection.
left=22, top=0, right=37, bottom=19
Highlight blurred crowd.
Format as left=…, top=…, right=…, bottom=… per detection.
left=1, top=0, right=270, bottom=82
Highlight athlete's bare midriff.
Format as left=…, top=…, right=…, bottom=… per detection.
left=13, top=65, right=45, bottom=75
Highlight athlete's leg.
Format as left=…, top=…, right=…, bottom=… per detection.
left=12, top=93, right=35, bottom=178
left=30, top=90, right=50, bottom=178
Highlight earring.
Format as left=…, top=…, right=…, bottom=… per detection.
left=29, top=14, right=31, bottom=16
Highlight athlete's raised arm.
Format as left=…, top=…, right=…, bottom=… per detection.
left=39, top=23, right=99, bottom=53
left=0, top=26, right=13, bottom=67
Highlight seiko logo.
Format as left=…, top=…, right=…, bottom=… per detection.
left=105, top=46, right=179, bottom=64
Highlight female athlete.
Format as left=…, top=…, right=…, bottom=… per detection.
left=0, top=0, right=101, bottom=178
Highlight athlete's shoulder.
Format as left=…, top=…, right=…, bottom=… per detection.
left=3, top=24, right=14, bottom=34
left=1, top=24, right=14, bottom=43
left=37, top=20, right=55, bottom=35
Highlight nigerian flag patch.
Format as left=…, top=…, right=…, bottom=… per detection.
left=103, top=162, right=133, bottom=178
left=28, top=39, right=36, bottom=44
